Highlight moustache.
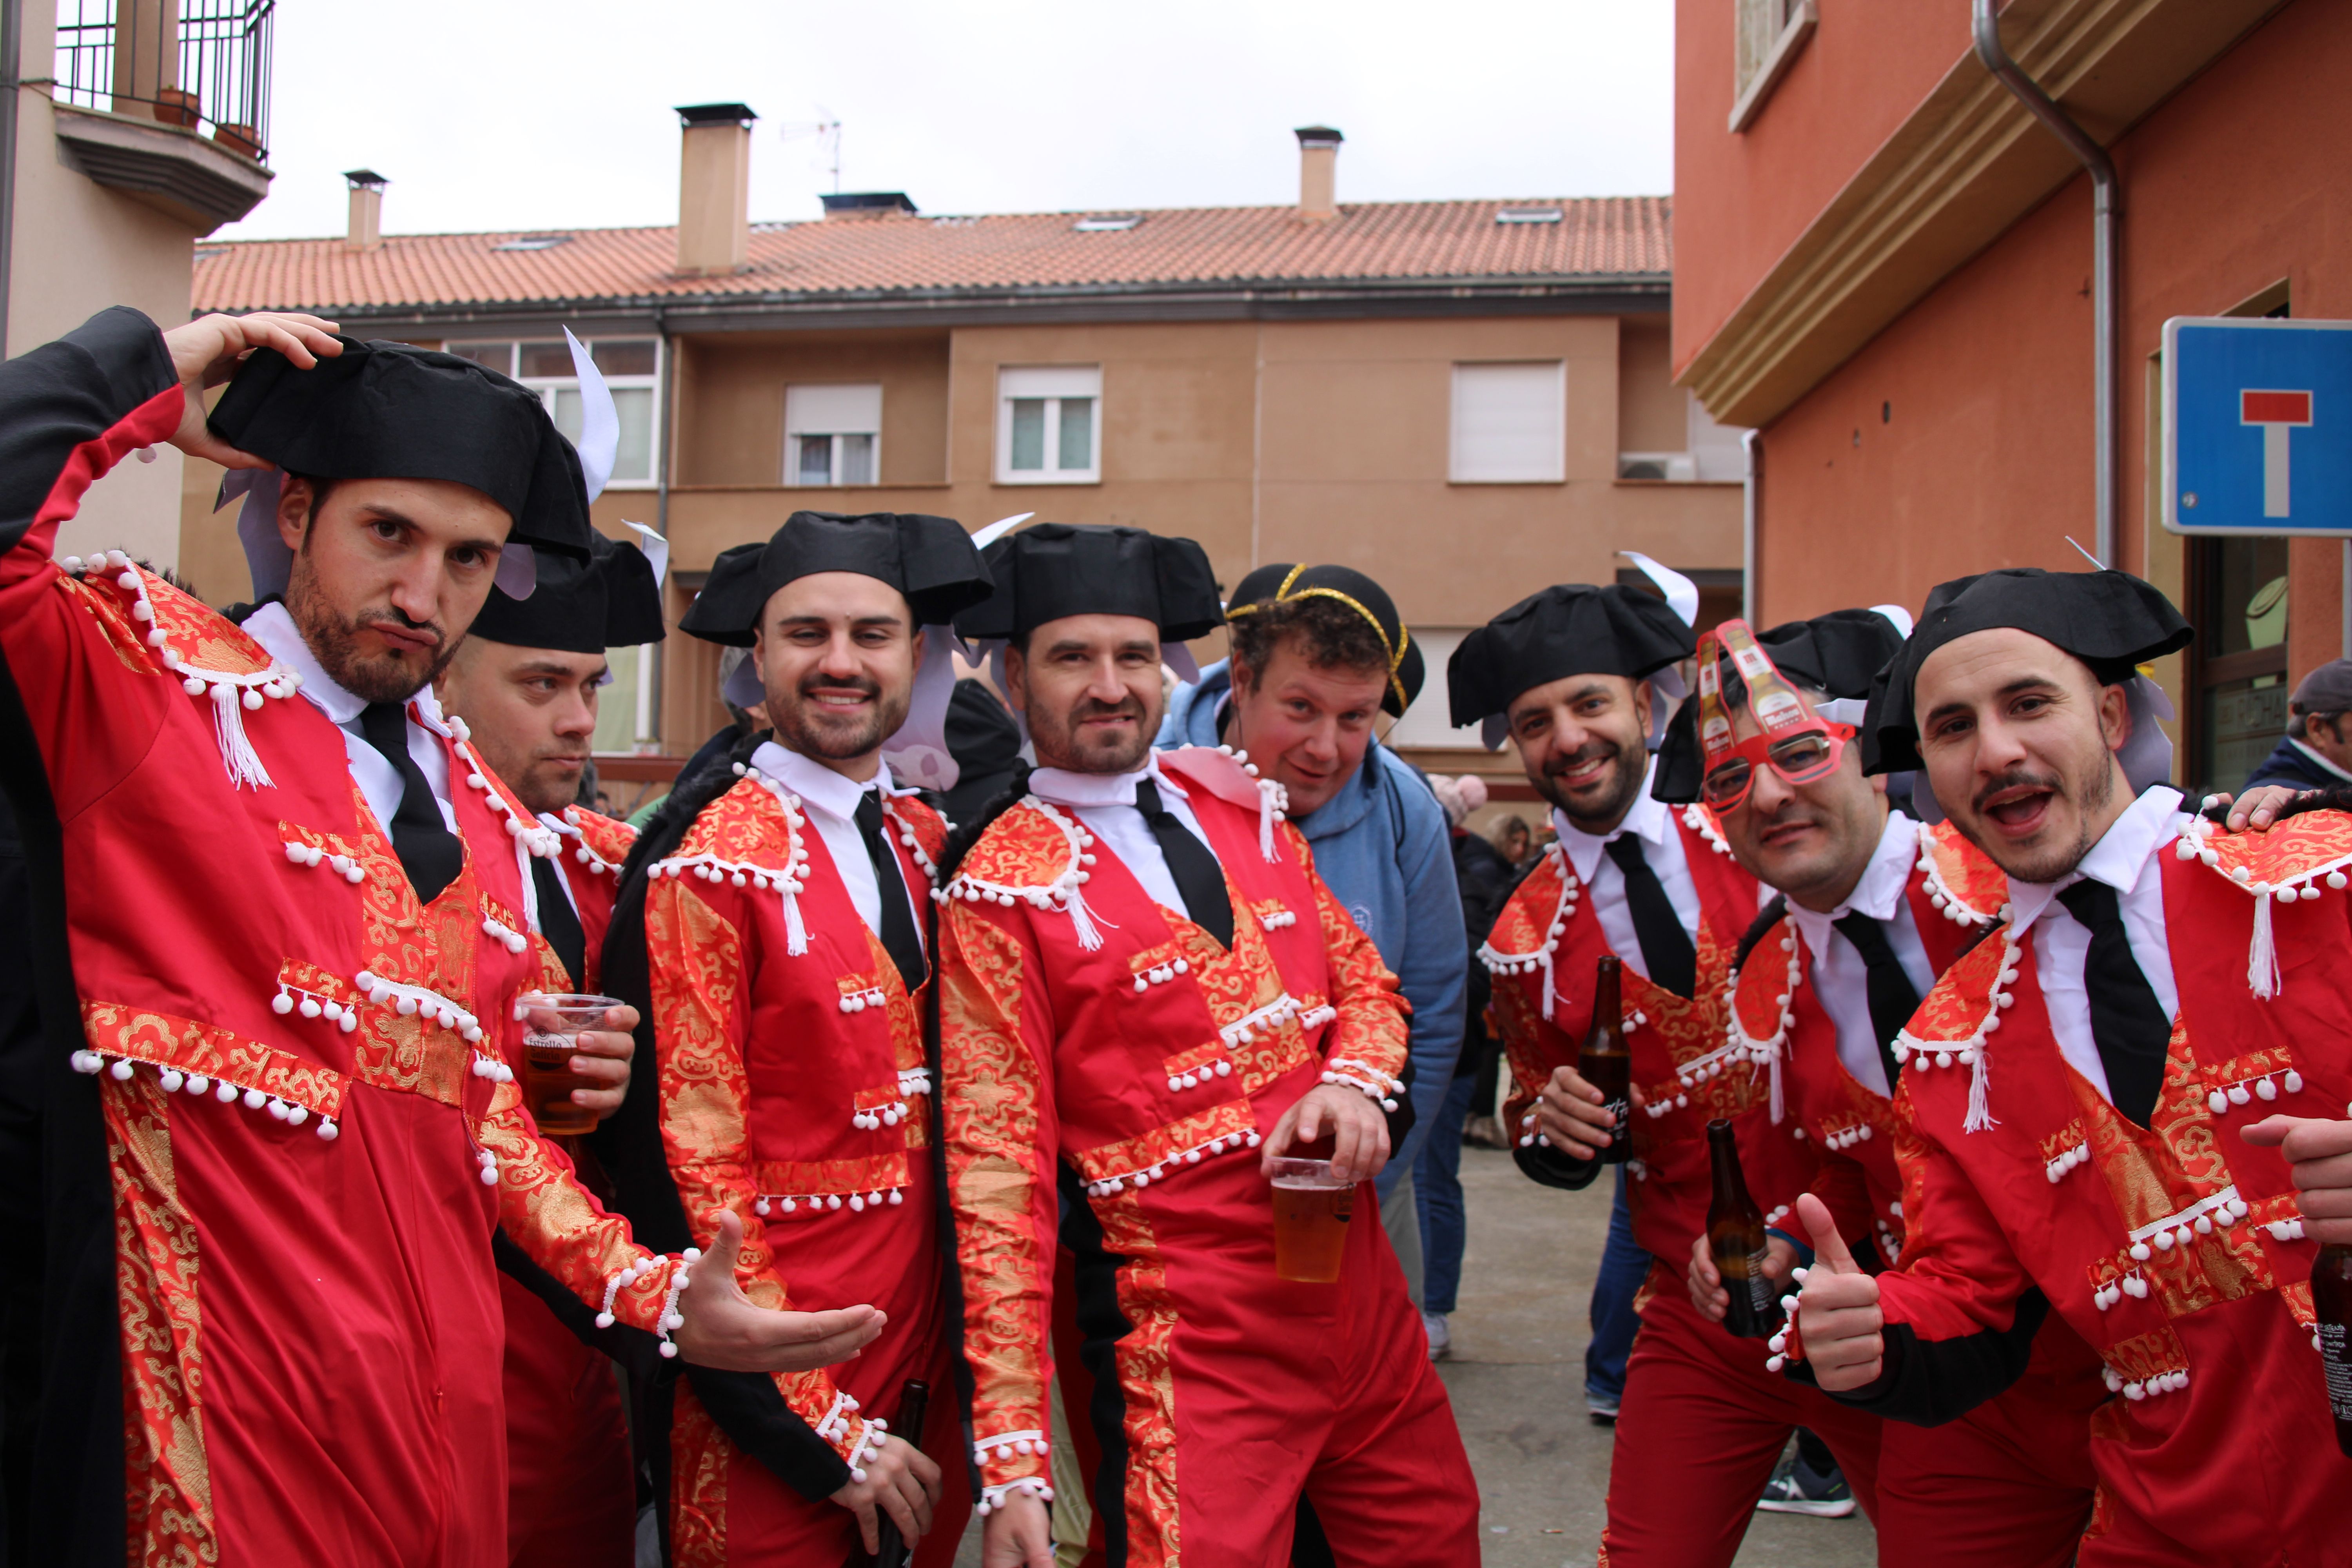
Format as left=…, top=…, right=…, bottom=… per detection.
left=799, top=674, right=881, bottom=701
left=356, top=608, right=443, bottom=648
left=1973, top=766, right=2063, bottom=816
left=1545, top=738, right=1620, bottom=778
left=1069, top=697, right=1146, bottom=726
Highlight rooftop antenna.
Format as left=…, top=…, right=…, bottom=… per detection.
left=777, top=107, right=842, bottom=193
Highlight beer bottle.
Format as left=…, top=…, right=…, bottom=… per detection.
left=1579, top=955, right=1632, bottom=1165
left=1706, top=1117, right=1784, bottom=1338
left=2314, top=1243, right=2352, bottom=1456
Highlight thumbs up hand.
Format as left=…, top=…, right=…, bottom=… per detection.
left=1789, top=1193, right=1884, bottom=1391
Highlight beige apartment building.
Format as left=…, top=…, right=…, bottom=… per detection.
left=186, top=110, right=1740, bottom=792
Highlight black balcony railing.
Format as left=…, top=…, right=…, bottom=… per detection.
left=52, top=0, right=274, bottom=164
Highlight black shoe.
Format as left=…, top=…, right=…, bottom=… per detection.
left=1755, top=1448, right=1855, bottom=1517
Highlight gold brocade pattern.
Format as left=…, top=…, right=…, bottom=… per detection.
left=337, top=782, right=485, bottom=1107
left=1094, top=1193, right=1180, bottom=1568
left=83, top=1001, right=349, bottom=1117
left=936, top=908, right=1051, bottom=1473
left=1070, top=1103, right=1258, bottom=1188
left=753, top=1151, right=913, bottom=1197
left=103, top=1070, right=216, bottom=1566
left=476, top=1083, right=674, bottom=1331
left=667, top=1384, right=730, bottom=1568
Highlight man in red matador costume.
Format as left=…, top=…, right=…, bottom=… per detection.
left=0, top=307, right=882, bottom=1566
left=931, top=521, right=1478, bottom=1568
left=588, top=510, right=991, bottom=1566
left=1446, top=570, right=1889, bottom=1567
left=1789, top=567, right=2352, bottom=1565
left=438, top=517, right=675, bottom=1565
left=1667, top=608, right=2103, bottom=1566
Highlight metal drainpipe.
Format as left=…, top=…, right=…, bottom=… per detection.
left=653, top=303, right=674, bottom=750
left=0, top=0, right=21, bottom=359
left=1741, top=428, right=1760, bottom=622
left=1974, top=0, right=2118, bottom=568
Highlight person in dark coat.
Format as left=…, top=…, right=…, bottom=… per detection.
left=2243, top=658, right=2352, bottom=792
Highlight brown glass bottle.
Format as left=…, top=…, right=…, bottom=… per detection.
left=2313, top=1243, right=2352, bottom=1456
left=1707, top=1118, right=1784, bottom=1339
left=1578, top=956, right=1632, bottom=1165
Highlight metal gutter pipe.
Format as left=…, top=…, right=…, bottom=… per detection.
left=0, top=0, right=21, bottom=359
left=1741, top=428, right=1760, bottom=622
left=1974, top=0, right=2118, bottom=568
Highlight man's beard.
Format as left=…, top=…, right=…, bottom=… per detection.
left=1534, top=737, right=1645, bottom=829
left=771, top=673, right=906, bottom=762
left=1960, top=761, right=2113, bottom=882
left=286, top=559, right=453, bottom=704
left=1034, top=695, right=1152, bottom=775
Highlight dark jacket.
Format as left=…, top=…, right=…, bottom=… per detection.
left=2243, top=735, right=2346, bottom=794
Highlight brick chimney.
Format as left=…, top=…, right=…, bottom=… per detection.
left=1294, top=126, right=1342, bottom=221
left=675, top=103, right=757, bottom=276
left=343, top=169, right=387, bottom=251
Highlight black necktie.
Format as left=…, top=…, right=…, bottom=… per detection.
left=853, top=792, right=928, bottom=996
left=1833, top=912, right=1922, bottom=1096
left=2054, top=880, right=2172, bottom=1127
left=1605, top=834, right=1696, bottom=998
left=357, top=701, right=463, bottom=906
left=532, top=854, right=587, bottom=990
left=1134, top=777, right=1234, bottom=948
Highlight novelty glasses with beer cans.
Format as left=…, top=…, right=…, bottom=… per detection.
left=1693, top=619, right=1857, bottom=813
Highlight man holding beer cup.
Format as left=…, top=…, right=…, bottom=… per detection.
left=1783, top=568, right=2352, bottom=1563
left=1664, top=607, right=2103, bottom=1566
left=1448, top=571, right=1884, bottom=1566
left=933, top=522, right=1477, bottom=1567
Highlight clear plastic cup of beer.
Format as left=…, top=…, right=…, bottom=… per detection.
left=1270, top=1156, right=1354, bottom=1283
left=515, top=992, right=619, bottom=1137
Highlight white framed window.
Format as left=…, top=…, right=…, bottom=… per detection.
left=1451, top=362, right=1565, bottom=483
left=785, top=383, right=883, bottom=487
left=996, top=365, right=1101, bottom=484
left=448, top=338, right=662, bottom=487
left=1730, top=0, right=1817, bottom=132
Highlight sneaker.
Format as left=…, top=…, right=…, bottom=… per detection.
left=1463, top=1115, right=1510, bottom=1150
left=1755, top=1448, right=1856, bottom=1518
left=1422, top=1310, right=1451, bottom=1361
left=1585, top=1390, right=1619, bottom=1425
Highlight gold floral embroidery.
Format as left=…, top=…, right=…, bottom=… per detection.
left=667, top=1383, right=730, bottom=1568
left=1094, top=1193, right=1180, bottom=1568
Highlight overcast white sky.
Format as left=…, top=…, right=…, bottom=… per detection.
left=217, top=0, right=1673, bottom=241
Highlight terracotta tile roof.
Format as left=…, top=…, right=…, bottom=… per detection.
left=193, top=196, right=1671, bottom=314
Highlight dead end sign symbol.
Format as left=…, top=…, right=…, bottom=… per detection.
left=2243, top=388, right=2314, bottom=518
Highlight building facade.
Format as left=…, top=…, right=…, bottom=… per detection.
left=1675, top=0, right=2337, bottom=799
left=186, top=115, right=1740, bottom=792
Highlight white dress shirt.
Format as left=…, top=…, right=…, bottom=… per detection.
left=1028, top=753, right=1215, bottom=920
left=243, top=602, right=456, bottom=840
left=752, top=740, right=921, bottom=944
left=1784, top=811, right=1938, bottom=1098
left=2004, top=785, right=2187, bottom=1107
left=1553, top=760, right=1702, bottom=984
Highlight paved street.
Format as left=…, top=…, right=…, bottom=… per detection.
left=957, top=1143, right=1876, bottom=1565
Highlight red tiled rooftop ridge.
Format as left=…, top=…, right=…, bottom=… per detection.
left=193, top=196, right=1671, bottom=314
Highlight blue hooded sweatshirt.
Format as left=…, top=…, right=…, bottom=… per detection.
left=1158, top=660, right=1468, bottom=1197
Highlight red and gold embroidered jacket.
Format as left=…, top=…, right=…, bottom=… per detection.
left=934, top=748, right=1410, bottom=1513
left=642, top=766, right=947, bottom=1489
left=1838, top=811, right=2352, bottom=1560
left=548, top=803, right=637, bottom=991
left=1726, top=818, right=2006, bottom=1254
left=1481, top=804, right=1793, bottom=1272
left=0, top=309, right=685, bottom=1565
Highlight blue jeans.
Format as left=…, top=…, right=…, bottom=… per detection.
left=1586, top=1166, right=1650, bottom=1404
left=1413, top=1069, right=1479, bottom=1316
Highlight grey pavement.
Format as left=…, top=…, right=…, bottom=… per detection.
left=955, top=1143, right=1877, bottom=1566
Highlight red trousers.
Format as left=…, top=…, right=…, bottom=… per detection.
left=1875, top=1399, right=2091, bottom=1568
left=501, top=1274, right=637, bottom=1568
left=1598, top=1281, right=1883, bottom=1568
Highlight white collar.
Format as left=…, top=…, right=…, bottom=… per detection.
left=2005, top=784, right=2186, bottom=940
left=1029, top=751, right=1189, bottom=810
left=750, top=739, right=893, bottom=822
left=243, top=599, right=449, bottom=732
left=1785, top=809, right=1918, bottom=960
left=1555, top=759, right=1670, bottom=885
left=2291, top=737, right=2352, bottom=784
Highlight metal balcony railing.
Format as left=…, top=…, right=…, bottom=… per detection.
left=52, top=0, right=274, bottom=164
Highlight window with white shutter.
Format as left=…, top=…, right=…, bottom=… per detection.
left=1451, top=362, right=1566, bottom=484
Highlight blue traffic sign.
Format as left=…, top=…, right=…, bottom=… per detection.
left=2165, top=316, right=2352, bottom=535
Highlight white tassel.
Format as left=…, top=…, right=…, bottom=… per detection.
left=2248, top=889, right=2280, bottom=999
left=211, top=682, right=273, bottom=789
left=782, top=885, right=809, bottom=957
left=1963, top=1044, right=1997, bottom=1133
left=1259, top=789, right=1278, bottom=862
left=1768, top=1046, right=1785, bottom=1125
left=1066, top=884, right=1106, bottom=952
left=1539, top=953, right=1556, bottom=1022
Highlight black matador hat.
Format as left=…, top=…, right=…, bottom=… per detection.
left=954, top=522, right=1224, bottom=644
left=1864, top=569, right=2191, bottom=776
left=1225, top=562, right=1426, bottom=718
left=680, top=511, right=994, bottom=646
left=470, top=526, right=667, bottom=654
left=209, top=335, right=595, bottom=562
left=1448, top=581, right=1695, bottom=750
